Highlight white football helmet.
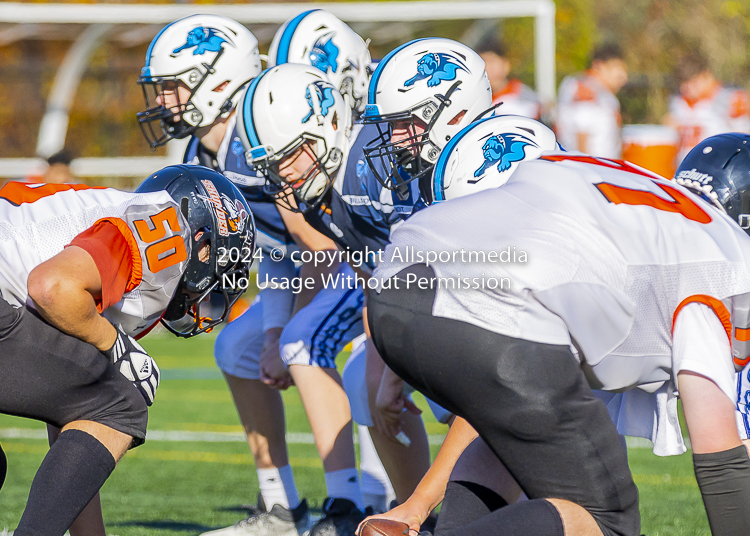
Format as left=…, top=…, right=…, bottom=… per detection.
left=362, top=38, right=492, bottom=193
left=269, top=9, right=371, bottom=116
left=137, top=15, right=262, bottom=148
left=236, top=64, right=353, bottom=211
left=425, top=115, right=558, bottom=204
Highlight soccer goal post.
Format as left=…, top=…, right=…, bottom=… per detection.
left=0, top=1, right=555, bottom=179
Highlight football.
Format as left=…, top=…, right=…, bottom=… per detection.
left=358, top=519, right=411, bottom=536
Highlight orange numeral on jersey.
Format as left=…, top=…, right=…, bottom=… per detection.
left=134, top=207, right=188, bottom=273
left=595, top=182, right=712, bottom=224
left=540, top=154, right=711, bottom=224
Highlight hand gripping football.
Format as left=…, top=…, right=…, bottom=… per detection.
left=359, top=519, right=411, bottom=536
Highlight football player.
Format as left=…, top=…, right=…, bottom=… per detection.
left=663, top=51, right=750, bottom=164
left=237, top=36, right=491, bottom=534
left=0, top=165, right=254, bottom=536
left=139, top=15, right=349, bottom=535
left=556, top=43, right=628, bottom=158
left=362, top=120, right=750, bottom=536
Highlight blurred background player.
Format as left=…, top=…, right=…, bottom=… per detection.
left=663, top=50, right=750, bottom=163
left=0, top=165, right=254, bottom=536
left=556, top=43, right=628, bottom=158
left=475, top=35, right=540, bottom=119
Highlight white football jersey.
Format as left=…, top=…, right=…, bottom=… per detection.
left=556, top=74, right=622, bottom=158
left=669, top=85, right=750, bottom=162
left=375, top=154, right=750, bottom=397
left=0, top=182, right=191, bottom=337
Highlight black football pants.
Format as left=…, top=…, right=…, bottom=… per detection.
left=368, top=264, right=640, bottom=536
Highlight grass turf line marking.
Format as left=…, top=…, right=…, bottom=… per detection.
left=0, top=427, right=666, bottom=448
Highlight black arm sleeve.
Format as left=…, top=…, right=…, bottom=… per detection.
left=693, top=445, right=750, bottom=536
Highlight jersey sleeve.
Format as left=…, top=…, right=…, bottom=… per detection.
left=68, top=219, right=141, bottom=313
left=672, top=301, right=736, bottom=403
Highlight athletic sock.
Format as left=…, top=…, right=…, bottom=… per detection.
left=324, top=468, right=364, bottom=511
left=257, top=465, right=300, bottom=510
left=14, top=429, right=117, bottom=536
left=358, top=425, right=395, bottom=512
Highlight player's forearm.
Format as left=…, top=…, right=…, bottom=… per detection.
left=30, top=279, right=116, bottom=352
left=28, top=247, right=117, bottom=352
left=409, top=416, right=479, bottom=513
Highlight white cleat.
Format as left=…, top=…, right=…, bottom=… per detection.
left=201, top=500, right=313, bottom=536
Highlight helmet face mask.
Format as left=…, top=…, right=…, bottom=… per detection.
left=362, top=38, right=492, bottom=194
left=257, top=136, right=338, bottom=213
left=237, top=64, right=352, bottom=214
left=137, top=74, right=209, bottom=148
left=135, top=165, right=256, bottom=338
left=363, top=89, right=463, bottom=194
left=138, top=15, right=262, bottom=149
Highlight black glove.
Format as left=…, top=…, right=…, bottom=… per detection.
left=104, top=324, right=160, bottom=406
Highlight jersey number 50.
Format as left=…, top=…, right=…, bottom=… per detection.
left=134, top=207, right=188, bottom=273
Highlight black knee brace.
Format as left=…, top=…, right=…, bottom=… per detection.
left=0, top=442, right=6, bottom=490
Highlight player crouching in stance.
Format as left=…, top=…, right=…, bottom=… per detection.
left=361, top=122, right=750, bottom=536
left=0, top=165, right=254, bottom=536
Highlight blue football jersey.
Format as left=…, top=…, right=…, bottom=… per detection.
left=183, top=118, right=294, bottom=250
left=302, top=124, right=422, bottom=270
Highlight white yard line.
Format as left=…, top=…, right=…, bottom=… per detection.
left=0, top=427, right=667, bottom=448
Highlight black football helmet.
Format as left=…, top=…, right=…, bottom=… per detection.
left=136, top=165, right=255, bottom=337
left=674, top=133, right=750, bottom=234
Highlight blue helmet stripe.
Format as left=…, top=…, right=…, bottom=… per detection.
left=276, top=10, right=319, bottom=65
left=145, top=20, right=177, bottom=70
left=433, top=116, right=495, bottom=203
left=241, top=70, right=269, bottom=147
left=368, top=38, right=427, bottom=105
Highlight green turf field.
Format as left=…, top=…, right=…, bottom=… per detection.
left=0, top=330, right=710, bottom=535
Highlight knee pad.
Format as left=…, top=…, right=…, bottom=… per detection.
left=214, top=296, right=264, bottom=379
left=342, top=337, right=372, bottom=426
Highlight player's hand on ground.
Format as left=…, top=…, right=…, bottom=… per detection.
left=356, top=499, right=426, bottom=535
left=104, top=324, right=160, bottom=406
left=259, top=328, right=293, bottom=390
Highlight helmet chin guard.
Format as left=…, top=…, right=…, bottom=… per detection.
left=135, top=165, right=256, bottom=337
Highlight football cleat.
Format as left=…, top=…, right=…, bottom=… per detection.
left=308, top=498, right=366, bottom=536
left=199, top=499, right=312, bottom=536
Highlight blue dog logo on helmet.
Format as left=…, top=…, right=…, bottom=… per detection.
left=302, top=82, right=336, bottom=124
left=310, top=35, right=339, bottom=74
left=473, top=133, right=538, bottom=178
left=173, top=27, right=227, bottom=55
left=404, top=53, right=468, bottom=88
